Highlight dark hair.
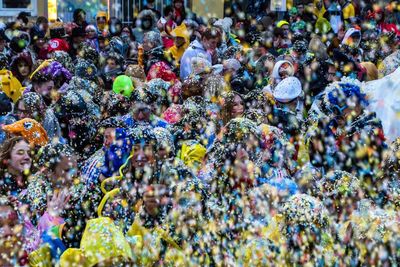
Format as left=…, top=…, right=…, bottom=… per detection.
left=17, top=12, right=29, bottom=25
left=9, top=36, right=28, bottom=53
left=273, top=27, right=285, bottom=38
left=221, top=91, right=244, bottom=125
left=73, top=8, right=86, bottom=22
left=10, top=52, right=33, bottom=81
left=31, top=71, right=52, bottom=85
left=201, top=27, right=222, bottom=40
left=36, top=16, right=48, bottom=25
left=37, top=143, right=74, bottom=171
left=164, top=5, right=174, bottom=16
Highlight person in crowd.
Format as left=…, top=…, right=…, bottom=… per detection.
left=10, top=52, right=33, bottom=86
left=85, top=24, right=100, bottom=52
left=133, top=10, right=159, bottom=43
left=141, top=0, right=161, bottom=19
left=159, top=5, right=177, bottom=49
left=166, top=23, right=190, bottom=68
left=73, top=8, right=88, bottom=31
left=0, top=137, right=31, bottom=195
left=0, top=2, right=398, bottom=266
left=0, top=197, right=27, bottom=266
left=143, top=31, right=177, bottom=82
left=180, top=27, right=221, bottom=80
left=96, top=11, right=108, bottom=34
left=14, top=92, right=62, bottom=140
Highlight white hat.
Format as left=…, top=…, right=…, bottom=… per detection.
left=223, top=58, right=241, bottom=72
left=273, top=77, right=302, bottom=103
left=213, top=17, right=233, bottom=33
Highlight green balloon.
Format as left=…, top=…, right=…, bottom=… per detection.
left=113, top=75, right=134, bottom=97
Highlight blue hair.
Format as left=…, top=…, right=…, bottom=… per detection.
left=327, top=83, right=369, bottom=108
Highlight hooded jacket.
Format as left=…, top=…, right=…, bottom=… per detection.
left=132, top=10, right=159, bottom=43
left=179, top=39, right=212, bottom=80
left=167, top=24, right=190, bottom=65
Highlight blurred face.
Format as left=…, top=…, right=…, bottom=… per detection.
left=203, top=37, right=219, bottom=51
left=281, top=25, right=290, bottom=37
left=85, top=27, right=96, bottom=39
left=39, top=22, right=49, bottom=33
left=34, top=80, right=54, bottom=99
left=327, top=65, right=339, bottom=82
left=97, top=17, right=106, bottom=30
left=131, top=143, right=156, bottom=169
left=156, top=143, right=172, bottom=160
left=132, top=103, right=152, bottom=122
left=103, top=127, right=116, bottom=148
left=278, top=62, right=293, bottom=79
left=141, top=18, right=153, bottom=30
left=8, top=140, right=31, bottom=175
left=77, top=11, right=86, bottom=24
left=17, top=61, right=30, bottom=78
left=0, top=205, right=23, bottom=266
left=121, top=27, right=131, bottom=38
left=53, top=155, right=78, bottom=189
left=106, top=58, right=117, bottom=70
left=174, top=1, right=183, bottom=8
left=174, top=36, right=186, bottom=47
left=35, top=38, right=46, bottom=49
left=143, top=38, right=155, bottom=52
left=99, top=38, right=109, bottom=50
left=0, top=39, right=6, bottom=52
left=15, top=101, right=29, bottom=119
left=231, top=95, right=244, bottom=118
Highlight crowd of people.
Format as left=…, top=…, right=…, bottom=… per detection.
left=0, top=0, right=399, bottom=265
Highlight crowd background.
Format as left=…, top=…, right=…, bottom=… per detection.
left=0, top=0, right=399, bottom=266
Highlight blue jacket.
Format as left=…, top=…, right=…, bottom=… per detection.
left=179, top=39, right=212, bottom=80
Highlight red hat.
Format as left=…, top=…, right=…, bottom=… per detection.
left=47, top=38, right=70, bottom=53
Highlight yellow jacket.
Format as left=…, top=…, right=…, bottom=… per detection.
left=0, top=69, right=23, bottom=103
left=167, top=24, right=190, bottom=65
left=342, top=2, right=355, bottom=20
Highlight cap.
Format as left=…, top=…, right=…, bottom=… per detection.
left=277, top=20, right=289, bottom=28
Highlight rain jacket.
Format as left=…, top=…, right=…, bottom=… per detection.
left=179, top=39, right=212, bottom=80
left=167, top=24, right=190, bottom=67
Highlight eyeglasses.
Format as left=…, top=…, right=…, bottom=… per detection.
left=328, top=104, right=348, bottom=116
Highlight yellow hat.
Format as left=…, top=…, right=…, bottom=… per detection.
left=180, top=142, right=206, bottom=168
left=96, top=11, right=108, bottom=21
left=0, top=69, right=23, bottom=103
left=171, top=24, right=190, bottom=41
left=277, top=20, right=289, bottom=28
left=60, top=217, right=133, bottom=267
